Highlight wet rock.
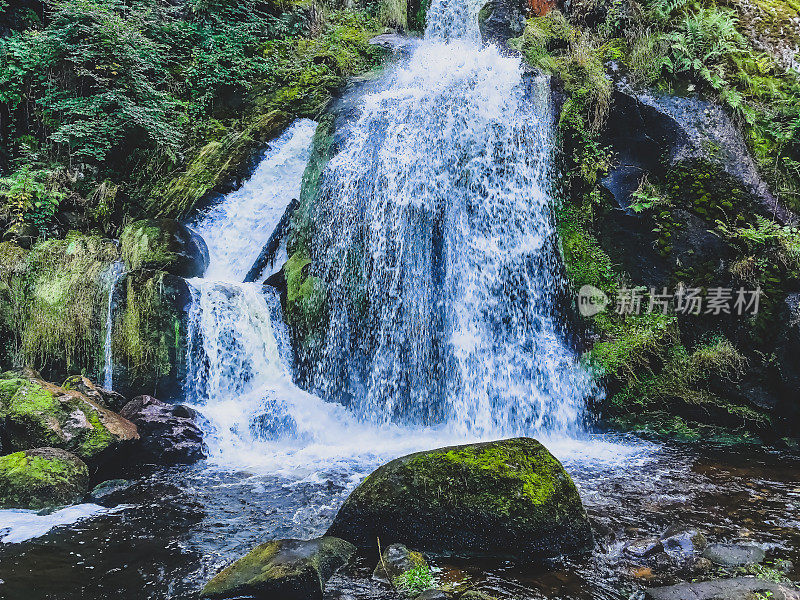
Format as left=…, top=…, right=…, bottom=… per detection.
left=624, top=538, right=664, bottom=558
left=414, top=591, right=452, bottom=600
left=87, top=478, right=133, bottom=505
left=460, top=592, right=497, bottom=600
left=478, top=0, right=526, bottom=45
left=661, top=529, right=708, bottom=559
left=119, top=396, right=204, bottom=465
left=62, top=375, right=128, bottom=412
left=0, top=447, right=89, bottom=509
left=702, top=543, right=766, bottom=567
left=689, top=557, right=712, bottom=574
left=326, top=438, right=594, bottom=560
left=120, top=219, right=209, bottom=278
left=0, top=372, right=138, bottom=465
left=644, top=577, right=800, bottom=600
left=373, top=543, right=428, bottom=583
left=201, top=536, right=356, bottom=600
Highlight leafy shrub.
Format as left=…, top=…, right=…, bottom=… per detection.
left=393, top=565, right=435, bottom=596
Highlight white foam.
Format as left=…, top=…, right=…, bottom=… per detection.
left=0, top=504, right=118, bottom=545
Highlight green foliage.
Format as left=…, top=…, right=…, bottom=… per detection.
left=0, top=167, right=65, bottom=235
left=393, top=565, right=435, bottom=596
left=630, top=175, right=667, bottom=213
left=0, top=0, right=384, bottom=228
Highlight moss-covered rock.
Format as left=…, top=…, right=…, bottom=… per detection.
left=0, top=372, right=138, bottom=465
left=283, top=251, right=328, bottom=356
left=201, top=536, right=356, bottom=600
left=110, top=270, right=192, bottom=400
left=120, top=219, right=209, bottom=278
left=326, top=438, right=593, bottom=560
left=0, top=447, right=89, bottom=509
left=149, top=110, right=292, bottom=219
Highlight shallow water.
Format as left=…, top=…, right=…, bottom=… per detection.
left=1, top=437, right=797, bottom=599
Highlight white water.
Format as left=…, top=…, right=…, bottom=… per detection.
left=101, top=260, right=124, bottom=389
left=312, top=0, right=597, bottom=436
left=0, top=504, right=121, bottom=545
left=190, top=119, right=318, bottom=282
left=181, top=0, right=647, bottom=479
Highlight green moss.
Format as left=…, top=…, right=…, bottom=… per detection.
left=11, top=233, right=120, bottom=380
left=150, top=111, right=291, bottom=218
left=328, top=438, right=592, bottom=558
left=0, top=448, right=89, bottom=509
left=110, top=270, right=187, bottom=396
left=283, top=251, right=328, bottom=355
left=0, top=376, right=125, bottom=461
left=288, top=113, right=335, bottom=257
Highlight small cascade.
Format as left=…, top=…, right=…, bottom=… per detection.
left=190, top=119, right=318, bottom=282
left=100, top=260, right=124, bottom=389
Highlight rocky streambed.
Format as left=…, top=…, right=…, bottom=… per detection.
left=0, top=430, right=798, bottom=600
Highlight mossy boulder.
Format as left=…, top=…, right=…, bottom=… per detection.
left=0, top=372, right=138, bottom=465
left=0, top=447, right=89, bottom=509
left=110, top=270, right=192, bottom=400
left=201, top=536, right=356, bottom=600
left=120, top=219, right=209, bottom=278
left=326, top=438, right=593, bottom=560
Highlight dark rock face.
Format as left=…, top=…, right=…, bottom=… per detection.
left=478, top=0, right=526, bottom=45
left=645, top=577, right=799, bottom=600
left=598, top=84, right=794, bottom=290
left=119, top=395, right=204, bottom=465
left=120, top=218, right=209, bottom=279
left=0, top=447, right=89, bottom=509
left=327, top=438, right=593, bottom=560
left=201, top=537, right=356, bottom=600
left=701, top=543, right=765, bottom=567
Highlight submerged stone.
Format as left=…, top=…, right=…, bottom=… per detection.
left=702, top=543, right=766, bottom=567
left=0, top=447, right=89, bottom=509
left=326, top=438, right=593, bottom=560
left=201, top=536, right=356, bottom=600
left=645, top=577, right=799, bottom=600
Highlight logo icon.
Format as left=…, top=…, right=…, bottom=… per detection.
left=577, top=285, right=609, bottom=317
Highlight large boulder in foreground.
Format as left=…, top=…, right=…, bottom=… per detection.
left=327, top=438, right=593, bottom=560
left=119, top=395, right=205, bottom=465
left=0, top=447, right=89, bottom=509
left=120, top=218, right=209, bottom=278
left=201, top=536, right=355, bottom=600
left=0, top=372, right=138, bottom=465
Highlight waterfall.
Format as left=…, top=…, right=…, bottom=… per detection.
left=310, top=0, right=597, bottom=436
left=190, top=119, right=318, bottom=282
left=101, top=260, right=124, bottom=389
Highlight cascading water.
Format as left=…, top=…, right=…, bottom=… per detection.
left=101, top=260, right=124, bottom=389
left=311, top=0, right=597, bottom=436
